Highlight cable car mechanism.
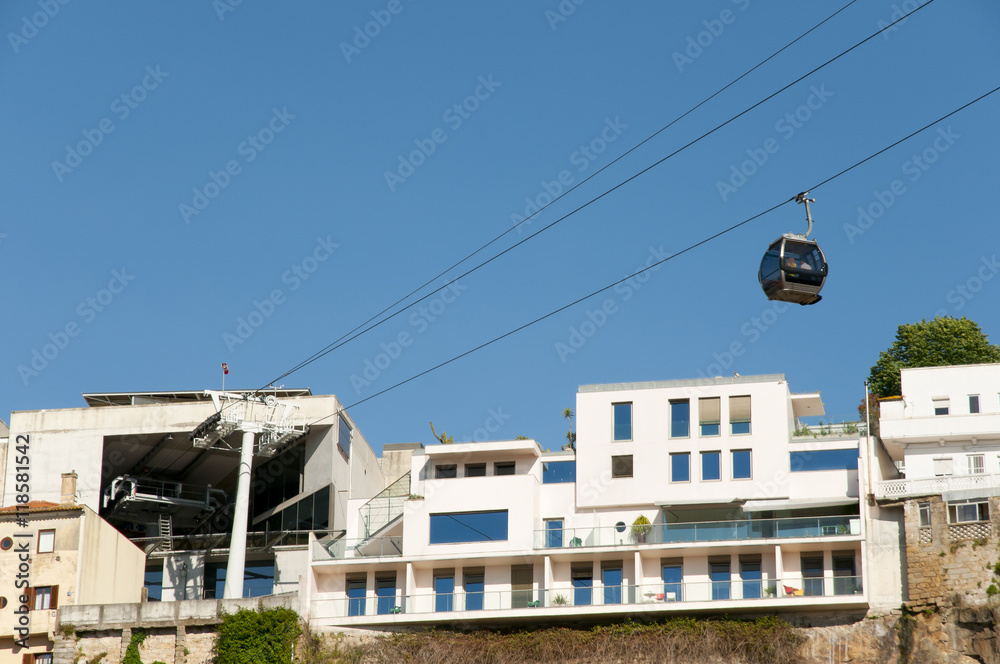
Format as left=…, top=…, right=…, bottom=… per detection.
left=758, top=192, right=828, bottom=305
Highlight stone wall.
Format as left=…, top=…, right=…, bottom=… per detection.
left=902, top=496, right=1000, bottom=610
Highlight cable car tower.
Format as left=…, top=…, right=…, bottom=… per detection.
left=758, top=192, right=829, bottom=305
left=190, top=390, right=309, bottom=599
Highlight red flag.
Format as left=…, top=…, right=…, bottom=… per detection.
left=222, top=363, right=229, bottom=375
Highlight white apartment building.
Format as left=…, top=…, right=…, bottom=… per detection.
left=309, top=374, right=870, bottom=629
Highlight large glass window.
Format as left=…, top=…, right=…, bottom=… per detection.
left=732, top=450, right=752, bottom=479
left=833, top=554, right=857, bottom=595
left=670, top=400, right=689, bottom=438
left=801, top=556, right=824, bottom=596
left=602, top=564, right=622, bottom=605
left=662, top=562, right=682, bottom=601
left=144, top=566, right=163, bottom=602
left=376, top=577, right=396, bottom=615
left=464, top=571, right=484, bottom=611
left=699, top=397, right=720, bottom=436
left=542, top=461, right=576, bottom=484
left=572, top=566, right=592, bottom=606
left=740, top=558, right=762, bottom=599
left=204, top=563, right=273, bottom=599
left=613, top=403, right=632, bottom=441
left=545, top=519, right=564, bottom=548
left=434, top=573, right=454, bottom=612
left=701, top=451, right=721, bottom=481
left=670, top=453, right=690, bottom=482
left=430, top=511, right=508, bottom=544
left=789, top=448, right=858, bottom=472
left=611, top=455, right=633, bottom=478
left=710, top=562, right=730, bottom=600
left=338, top=415, right=352, bottom=458
left=251, top=443, right=305, bottom=518
left=347, top=578, right=366, bottom=616
left=729, top=396, right=751, bottom=434
left=948, top=499, right=989, bottom=524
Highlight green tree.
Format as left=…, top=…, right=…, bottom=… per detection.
left=867, top=316, right=1000, bottom=398
left=562, top=408, right=576, bottom=451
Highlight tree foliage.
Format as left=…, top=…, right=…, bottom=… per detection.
left=214, top=607, right=300, bottom=664
left=868, top=316, right=1000, bottom=397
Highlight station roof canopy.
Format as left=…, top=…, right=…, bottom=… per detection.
left=82, top=388, right=312, bottom=408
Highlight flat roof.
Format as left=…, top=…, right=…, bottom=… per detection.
left=82, top=388, right=312, bottom=407
left=579, top=374, right=786, bottom=393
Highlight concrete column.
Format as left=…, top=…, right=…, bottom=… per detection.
left=405, top=562, right=415, bottom=612
left=544, top=556, right=553, bottom=606
left=634, top=551, right=643, bottom=590
left=175, top=625, right=187, bottom=664
left=774, top=545, right=784, bottom=596
left=224, top=430, right=255, bottom=599
left=824, top=550, right=834, bottom=596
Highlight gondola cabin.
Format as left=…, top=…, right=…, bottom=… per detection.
left=758, top=235, right=828, bottom=305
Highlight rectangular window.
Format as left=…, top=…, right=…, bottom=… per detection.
left=740, top=556, right=762, bottom=599
left=430, top=511, right=508, bottom=544
left=511, top=564, right=533, bottom=609
left=613, top=403, right=632, bottom=441
left=969, top=454, right=985, bottom=475
left=933, top=457, right=954, bottom=477
left=699, top=397, right=720, bottom=436
left=833, top=553, right=858, bottom=595
left=464, top=570, right=484, bottom=611
left=918, top=501, right=931, bottom=528
left=494, top=461, right=515, bottom=476
left=710, top=560, right=730, bottom=600
left=933, top=398, right=950, bottom=416
left=32, top=655, right=54, bottom=664
left=662, top=560, right=682, bottom=601
left=790, top=448, right=859, bottom=472
left=338, top=415, right=352, bottom=458
left=732, top=450, right=752, bottom=479
left=729, top=396, right=751, bottom=434
left=545, top=519, right=564, bottom=548
left=801, top=555, right=824, bottom=597
left=435, top=464, right=457, bottom=479
left=670, top=400, right=690, bottom=438
left=465, top=463, right=486, bottom=477
left=346, top=577, right=366, bottom=617
left=30, top=585, right=57, bottom=611
left=948, top=500, right=990, bottom=524
left=144, top=566, right=163, bottom=602
left=37, top=529, right=55, bottom=554
left=670, top=453, right=690, bottom=482
left=611, top=455, right=633, bottom=478
left=542, top=461, right=576, bottom=484
left=434, top=571, right=455, bottom=612
left=970, top=395, right=981, bottom=414
left=572, top=565, right=592, bottom=606
left=376, top=576, right=396, bottom=615
left=602, top=563, right=622, bottom=605
left=701, top=451, right=721, bottom=481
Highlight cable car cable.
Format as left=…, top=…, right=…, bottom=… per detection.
left=260, top=0, right=930, bottom=391
left=305, top=82, right=1000, bottom=427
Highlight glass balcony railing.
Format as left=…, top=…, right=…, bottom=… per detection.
left=534, top=516, right=860, bottom=549
left=312, top=536, right=403, bottom=561
left=310, top=577, right=864, bottom=620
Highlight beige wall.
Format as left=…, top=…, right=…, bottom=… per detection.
left=77, top=507, right=145, bottom=605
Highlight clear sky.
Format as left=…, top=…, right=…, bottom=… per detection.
left=3, top=1, right=999, bottom=454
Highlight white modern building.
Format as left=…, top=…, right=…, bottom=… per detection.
left=309, top=374, right=871, bottom=629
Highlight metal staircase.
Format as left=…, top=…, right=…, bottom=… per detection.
left=361, top=472, right=410, bottom=538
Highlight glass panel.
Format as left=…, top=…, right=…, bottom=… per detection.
left=790, top=448, right=859, bottom=471
left=338, top=415, right=352, bottom=458
left=613, top=403, right=632, bottom=441
left=670, top=401, right=689, bottom=438
left=802, top=556, right=824, bottom=597
left=710, top=563, right=730, bottom=600
left=435, top=465, right=457, bottom=479
left=573, top=577, right=592, bottom=606
left=732, top=450, right=752, bottom=479
left=376, top=578, right=396, bottom=614
left=702, top=452, right=720, bottom=481
left=602, top=567, right=622, bottom=605
left=542, top=461, right=576, bottom=484
left=729, top=395, right=751, bottom=434
left=495, top=462, right=515, bottom=476
left=313, top=486, right=330, bottom=529
left=662, top=565, right=682, bottom=601
left=782, top=241, right=824, bottom=285
left=297, top=493, right=314, bottom=531
left=464, top=574, right=484, bottom=611
left=612, top=455, right=633, bottom=478
left=347, top=580, right=366, bottom=616
left=699, top=398, right=720, bottom=436
left=511, top=566, right=533, bottom=608
left=430, top=511, right=508, bottom=544
left=741, top=562, right=761, bottom=599
left=435, top=576, right=454, bottom=612
left=144, top=568, right=163, bottom=602
left=465, top=463, right=486, bottom=477
left=671, top=454, right=690, bottom=482
left=37, top=530, right=55, bottom=553
left=970, top=395, right=981, bottom=414
left=545, top=520, right=564, bottom=548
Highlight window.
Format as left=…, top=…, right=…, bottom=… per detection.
left=801, top=555, right=824, bottom=596
left=347, top=577, right=366, bottom=616
left=789, top=448, right=859, bottom=472
left=670, top=400, right=689, bottom=438
left=709, top=560, right=730, bottom=600
left=435, top=464, right=457, bottom=479
left=662, top=560, right=683, bottom=601
left=970, top=395, right=981, bottom=414
left=37, top=529, right=55, bottom=554
left=494, top=461, right=515, bottom=476
left=729, top=396, right=751, bottom=434
left=918, top=501, right=931, bottom=528
left=434, top=571, right=454, bottom=612
left=376, top=576, right=396, bottom=615
left=542, top=461, right=576, bottom=484
left=948, top=499, right=989, bottom=524
left=511, top=564, right=533, bottom=608
left=732, top=450, right=752, bottom=479
left=465, top=463, right=486, bottom=477
left=833, top=553, right=858, bottom=596
left=933, top=457, right=954, bottom=477
left=572, top=565, right=593, bottom=606
left=144, top=566, right=163, bottom=602
left=602, top=563, right=622, bottom=605
left=611, top=455, right=633, bottom=478
left=969, top=454, right=985, bottom=475
left=670, top=453, right=690, bottom=482
left=430, top=511, right=508, bottom=543
left=464, top=569, right=484, bottom=611
left=933, top=398, right=949, bottom=416
left=545, top=519, right=564, bottom=548
left=28, top=655, right=53, bottom=664
left=613, top=403, right=632, bottom=441
left=701, top=451, right=721, bottom=481
left=699, top=397, right=720, bottom=436
left=338, top=414, right=352, bottom=458
left=29, top=585, right=57, bottom=610
left=740, top=556, right=762, bottom=599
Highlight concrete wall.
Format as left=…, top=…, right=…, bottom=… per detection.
left=77, top=507, right=145, bottom=605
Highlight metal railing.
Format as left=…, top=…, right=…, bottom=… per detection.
left=312, top=535, right=403, bottom=561
left=361, top=472, right=411, bottom=538
left=535, top=515, right=860, bottom=549
left=876, top=473, right=1000, bottom=499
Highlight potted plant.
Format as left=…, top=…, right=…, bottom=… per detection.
left=631, top=515, right=652, bottom=543
left=764, top=584, right=777, bottom=598
left=553, top=594, right=568, bottom=606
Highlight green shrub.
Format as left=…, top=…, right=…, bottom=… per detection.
left=214, top=607, right=300, bottom=664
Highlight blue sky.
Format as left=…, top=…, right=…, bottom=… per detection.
left=3, top=1, right=999, bottom=454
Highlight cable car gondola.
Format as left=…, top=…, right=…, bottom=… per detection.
left=758, top=192, right=828, bottom=305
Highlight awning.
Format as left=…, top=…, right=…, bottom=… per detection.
left=742, top=497, right=858, bottom=512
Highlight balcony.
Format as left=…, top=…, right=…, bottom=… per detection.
left=310, top=577, right=864, bottom=623
left=534, top=516, right=860, bottom=549
left=876, top=473, right=1000, bottom=500
left=312, top=536, right=403, bottom=561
